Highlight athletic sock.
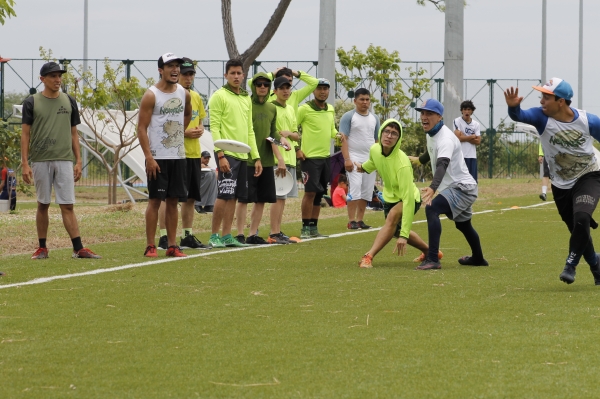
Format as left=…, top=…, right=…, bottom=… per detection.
left=566, top=212, right=593, bottom=267
left=455, top=220, right=484, bottom=260
left=39, top=238, right=47, bottom=248
left=71, top=237, right=84, bottom=252
left=159, top=229, right=167, bottom=237
left=542, top=186, right=547, bottom=194
left=425, top=207, right=442, bottom=262
left=182, top=228, right=192, bottom=239
left=302, top=219, right=311, bottom=227
left=311, top=219, right=318, bottom=227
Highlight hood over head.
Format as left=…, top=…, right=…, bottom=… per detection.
left=378, top=118, right=403, bottom=157
left=250, top=72, right=272, bottom=104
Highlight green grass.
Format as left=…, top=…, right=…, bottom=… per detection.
left=1, top=195, right=599, bottom=398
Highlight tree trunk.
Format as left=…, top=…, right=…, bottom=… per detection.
left=221, top=0, right=292, bottom=83
left=111, top=168, right=119, bottom=204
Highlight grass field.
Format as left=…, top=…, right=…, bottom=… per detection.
left=1, top=180, right=599, bottom=398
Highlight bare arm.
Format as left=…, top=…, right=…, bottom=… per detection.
left=184, top=90, right=192, bottom=130
left=137, top=90, right=161, bottom=180
left=341, top=133, right=353, bottom=172
left=21, top=124, right=33, bottom=184
left=71, top=125, right=82, bottom=182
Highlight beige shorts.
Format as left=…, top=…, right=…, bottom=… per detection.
left=32, top=161, right=76, bottom=205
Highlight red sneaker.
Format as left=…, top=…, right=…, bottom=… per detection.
left=144, top=245, right=158, bottom=257
left=31, top=247, right=49, bottom=259
left=166, top=245, right=186, bottom=257
left=358, top=253, right=373, bottom=268
left=72, top=248, right=102, bottom=259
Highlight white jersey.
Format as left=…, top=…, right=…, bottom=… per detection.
left=453, top=116, right=480, bottom=159
left=148, top=84, right=186, bottom=159
left=339, top=110, right=380, bottom=162
left=427, top=125, right=476, bottom=192
left=539, top=109, right=598, bottom=189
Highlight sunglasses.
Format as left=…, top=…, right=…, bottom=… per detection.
left=254, top=81, right=271, bottom=88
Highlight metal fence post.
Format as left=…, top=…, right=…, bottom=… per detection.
left=487, top=79, right=496, bottom=178
left=58, top=59, right=71, bottom=94
left=434, top=78, right=444, bottom=101
left=0, top=60, right=5, bottom=120
left=122, top=60, right=134, bottom=111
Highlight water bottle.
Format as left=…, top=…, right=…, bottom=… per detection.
left=377, top=191, right=385, bottom=204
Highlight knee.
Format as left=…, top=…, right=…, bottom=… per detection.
left=425, top=204, right=439, bottom=219
left=454, top=219, right=472, bottom=232
left=574, top=212, right=591, bottom=228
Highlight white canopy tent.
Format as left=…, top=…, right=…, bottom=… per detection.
left=13, top=104, right=217, bottom=203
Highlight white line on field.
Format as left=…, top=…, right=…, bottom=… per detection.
left=0, top=201, right=553, bottom=290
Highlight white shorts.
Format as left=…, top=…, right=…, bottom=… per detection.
left=347, top=169, right=376, bottom=201
left=32, top=161, right=76, bottom=205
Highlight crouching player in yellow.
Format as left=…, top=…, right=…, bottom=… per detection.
left=354, top=119, right=441, bottom=268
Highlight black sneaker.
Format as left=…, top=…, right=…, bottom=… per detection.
left=458, top=256, right=489, bottom=266
left=280, top=231, right=298, bottom=243
left=347, top=221, right=359, bottom=230
left=357, top=221, right=371, bottom=229
left=235, top=234, right=246, bottom=244
left=246, top=235, right=267, bottom=245
left=416, top=260, right=442, bottom=270
left=204, top=206, right=214, bottom=213
left=559, top=264, right=576, bottom=284
left=539, top=193, right=547, bottom=201
left=268, top=233, right=288, bottom=245
left=194, top=205, right=206, bottom=214
left=158, top=235, right=168, bottom=250
left=180, top=233, right=211, bottom=250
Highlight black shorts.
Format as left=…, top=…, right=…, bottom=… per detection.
left=301, top=158, right=330, bottom=194
left=216, top=155, right=248, bottom=200
left=183, top=157, right=202, bottom=202
left=552, top=171, right=600, bottom=229
left=384, top=200, right=422, bottom=238
left=542, top=157, right=550, bottom=178
left=239, top=166, right=276, bottom=204
left=147, top=159, right=187, bottom=200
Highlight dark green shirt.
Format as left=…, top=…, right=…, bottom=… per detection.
left=22, top=93, right=80, bottom=162
left=250, top=97, right=278, bottom=168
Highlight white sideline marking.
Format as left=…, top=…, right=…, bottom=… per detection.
left=0, top=201, right=553, bottom=290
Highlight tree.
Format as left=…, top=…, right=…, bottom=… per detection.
left=416, top=0, right=466, bottom=12
left=0, top=0, right=16, bottom=25
left=221, top=0, right=292, bottom=78
left=335, top=44, right=430, bottom=125
left=41, top=47, right=152, bottom=204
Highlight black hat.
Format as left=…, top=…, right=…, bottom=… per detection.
left=201, top=151, right=211, bottom=158
left=180, top=58, right=195, bottom=74
left=158, top=52, right=183, bottom=68
left=40, top=62, right=66, bottom=76
left=273, top=76, right=291, bottom=89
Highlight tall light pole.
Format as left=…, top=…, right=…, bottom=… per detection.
left=541, top=0, right=546, bottom=85
left=443, top=0, right=464, bottom=127
left=578, top=0, right=583, bottom=108
left=318, top=0, right=336, bottom=106
left=82, top=0, right=89, bottom=178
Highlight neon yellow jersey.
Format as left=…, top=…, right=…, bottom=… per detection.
left=183, top=90, right=207, bottom=158
left=272, top=101, right=298, bottom=166
left=297, top=101, right=338, bottom=159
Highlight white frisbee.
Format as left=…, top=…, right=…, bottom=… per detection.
left=201, top=168, right=213, bottom=172
left=214, top=139, right=251, bottom=154
left=274, top=170, right=294, bottom=196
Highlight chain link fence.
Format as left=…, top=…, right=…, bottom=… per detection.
left=1, top=58, right=544, bottom=185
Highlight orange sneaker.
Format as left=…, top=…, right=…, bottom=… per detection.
left=358, top=253, right=373, bottom=268
left=144, top=245, right=158, bottom=257
left=413, top=250, right=444, bottom=263
left=166, top=245, right=186, bottom=257
left=31, top=247, right=49, bottom=259
left=72, top=248, right=102, bottom=259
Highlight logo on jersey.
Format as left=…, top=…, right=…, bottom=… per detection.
left=553, top=152, right=596, bottom=180
left=56, top=105, right=69, bottom=115
left=549, top=130, right=585, bottom=148
left=160, top=98, right=184, bottom=116
left=302, top=171, right=310, bottom=185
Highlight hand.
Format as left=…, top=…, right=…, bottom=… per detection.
left=393, top=237, right=408, bottom=256
left=354, top=162, right=364, bottom=173
left=273, top=66, right=284, bottom=76
left=254, top=159, right=263, bottom=177
left=344, top=159, right=354, bottom=172
left=73, top=162, right=82, bottom=182
left=146, top=157, right=161, bottom=180
left=218, top=155, right=230, bottom=174
left=22, top=164, right=33, bottom=185
left=184, top=127, right=202, bottom=139
left=504, top=86, right=524, bottom=108
left=280, top=137, right=291, bottom=151
left=276, top=161, right=287, bottom=177
left=336, top=133, right=346, bottom=143
left=421, top=187, right=435, bottom=206
left=296, top=149, right=306, bottom=161
left=408, top=156, right=420, bottom=167
left=292, top=69, right=299, bottom=77
left=198, top=125, right=204, bottom=135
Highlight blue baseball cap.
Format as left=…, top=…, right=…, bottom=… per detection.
left=532, top=77, right=573, bottom=101
left=415, top=98, right=444, bottom=116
